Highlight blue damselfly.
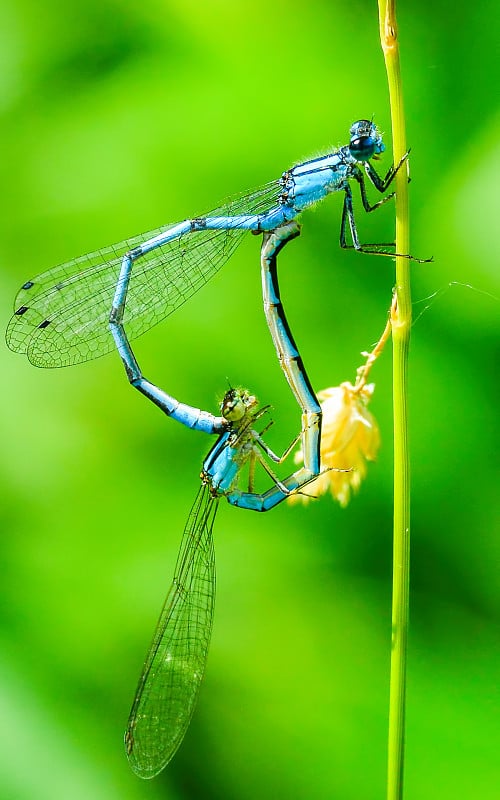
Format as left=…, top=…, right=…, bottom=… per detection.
left=7, top=120, right=421, bottom=369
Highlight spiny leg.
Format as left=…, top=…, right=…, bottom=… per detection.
left=227, top=462, right=322, bottom=511
left=340, top=184, right=431, bottom=263
left=253, top=429, right=302, bottom=464
left=340, top=152, right=430, bottom=262
left=364, top=150, right=410, bottom=194
left=340, top=187, right=397, bottom=256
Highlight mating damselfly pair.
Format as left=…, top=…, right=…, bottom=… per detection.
left=7, top=120, right=421, bottom=778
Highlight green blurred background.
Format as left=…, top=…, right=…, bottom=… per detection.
left=1, top=0, right=498, bottom=798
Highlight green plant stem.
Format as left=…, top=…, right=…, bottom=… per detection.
left=377, top=2, right=412, bottom=799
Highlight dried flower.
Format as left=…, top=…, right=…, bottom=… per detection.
left=290, top=381, right=380, bottom=507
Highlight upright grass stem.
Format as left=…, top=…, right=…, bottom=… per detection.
left=377, top=2, right=412, bottom=799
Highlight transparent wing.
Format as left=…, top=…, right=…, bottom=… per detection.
left=6, top=181, right=281, bottom=367
left=125, top=483, right=218, bottom=779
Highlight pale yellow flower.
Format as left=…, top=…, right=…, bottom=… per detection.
left=290, top=382, right=380, bottom=507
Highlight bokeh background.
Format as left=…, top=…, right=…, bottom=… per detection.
left=1, top=1, right=498, bottom=798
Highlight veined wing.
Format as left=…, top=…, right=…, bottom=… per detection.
left=6, top=181, right=281, bottom=368
left=125, top=483, right=218, bottom=779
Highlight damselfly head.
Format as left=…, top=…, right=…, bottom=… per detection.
left=220, top=388, right=257, bottom=422
left=348, top=119, right=385, bottom=162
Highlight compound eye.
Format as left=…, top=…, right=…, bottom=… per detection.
left=221, top=389, right=247, bottom=421
left=349, top=135, right=375, bottom=162
left=350, top=119, right=372, bottom=137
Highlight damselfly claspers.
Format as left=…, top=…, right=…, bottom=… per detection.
left=6, top=120, right=420, bottom=369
